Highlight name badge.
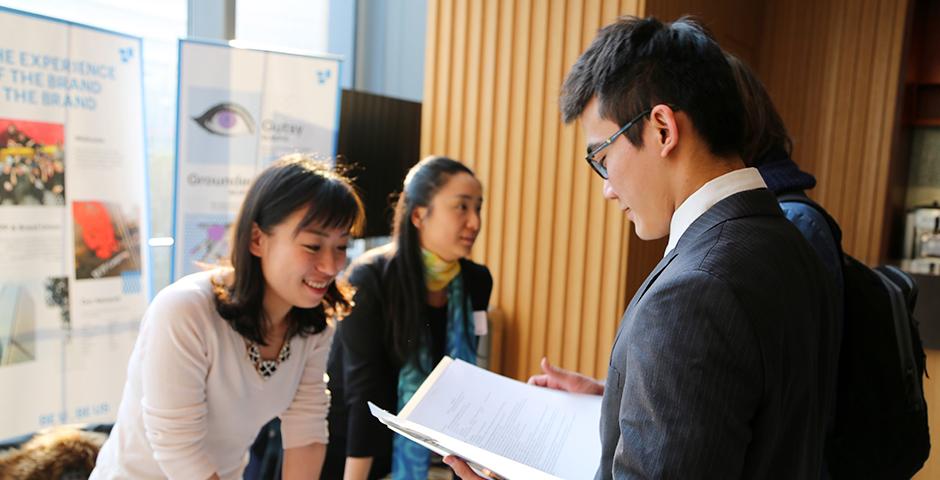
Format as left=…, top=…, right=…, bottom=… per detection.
left=473, top=311, right=488, bottom=336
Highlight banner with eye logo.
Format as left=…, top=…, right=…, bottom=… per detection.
left=172, top=39, right=341, bottom=280
left=0, top=7, right=149, bottom=439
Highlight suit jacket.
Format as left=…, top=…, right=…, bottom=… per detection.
left=597, top=188, right=838, bottom=479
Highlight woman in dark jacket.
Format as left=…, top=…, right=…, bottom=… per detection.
left=323, top=156, right=493, bottom=480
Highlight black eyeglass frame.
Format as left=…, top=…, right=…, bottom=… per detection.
left=584, top=105, right=678, bottom=179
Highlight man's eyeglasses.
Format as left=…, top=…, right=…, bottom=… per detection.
left=584, top=108, right=653, bottom=180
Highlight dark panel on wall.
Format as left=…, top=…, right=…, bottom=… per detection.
left=337, top=89, right=422, bottom=237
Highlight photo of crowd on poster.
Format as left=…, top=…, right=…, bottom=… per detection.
left=0, top=119, right=66, bottom=207
left=72, top=201, right=141, bottom=280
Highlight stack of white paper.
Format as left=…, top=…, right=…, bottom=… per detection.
left=369, top=357, right=602, bottom=480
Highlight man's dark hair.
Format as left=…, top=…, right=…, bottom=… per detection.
left=560, top=16, right=745, bottom=157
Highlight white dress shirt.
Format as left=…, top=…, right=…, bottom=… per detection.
left=664, top=167, right=767, bottom=256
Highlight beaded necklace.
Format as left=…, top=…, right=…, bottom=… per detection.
left=246, top=340, right=291, bottom=379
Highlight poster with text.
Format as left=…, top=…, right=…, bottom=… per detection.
left=0, top=7, right=149, bottom=439
left=172, top=40, right=340, bottom=279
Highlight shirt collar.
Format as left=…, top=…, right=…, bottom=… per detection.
left=664, top=167, right=767, bottom=256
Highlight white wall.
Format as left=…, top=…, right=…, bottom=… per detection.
left=235, top=0, right=330, bottom=53
left=355, top=0, right=426, bottom=102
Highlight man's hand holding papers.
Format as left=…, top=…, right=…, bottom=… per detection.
left=445, top=357, right=604, bottom=479
left=370, top=357, right=602, bottom=479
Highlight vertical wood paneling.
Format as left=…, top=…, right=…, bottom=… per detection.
left=447, top=0, right=468, bottom=156
left=501, top=0, right=530, bottom=375
left=529, top=0, right=567, bottom=377
left=858, top=0, right=889, bottom=256
left=474, top=0, right=499, bottom=265
left=644, top=0, right=765, bottom=63
left=545, top=0, right=582, bottom=374
left=871, top=0, right=910, bottom=259
left=835, top=0, right=866, bottom=245
left=519, top=0, right=549, bottom=373
left=793, top=0, right=829, bottom=180
left=486, top=0, right=513, bottom=320
left=461, top=0, right=483, bottom=172
left=814, top=0, right=843, bottom=218
left=433, top=1, right=453, bottom=152
left=481, top=0, right=512, bottom=369
left=871, top=0, right=902, bottom=257
left=422, top=0, right=640, bottom=379
left=419, top=0, right=438, bottom=157
left=755, top=0, right=909, bottom=264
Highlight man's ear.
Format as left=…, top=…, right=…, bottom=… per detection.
left=248, top=223, right=264, bottom=257
left=411, top=206, right=427, bottom=230
left=650, top=104, right=679, bottom=158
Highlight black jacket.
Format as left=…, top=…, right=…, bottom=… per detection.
left=323, top=243, right=492, bottom=478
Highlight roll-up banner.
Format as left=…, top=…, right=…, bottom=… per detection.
left=0, top=7, right=150, bottom=438
left=172, top=39, right=341, bottom=280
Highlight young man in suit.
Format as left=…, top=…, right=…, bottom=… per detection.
left=447, top=16, right=838, bottom=479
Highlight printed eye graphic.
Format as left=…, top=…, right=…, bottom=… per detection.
left=192, top=102, right=255, bottom=136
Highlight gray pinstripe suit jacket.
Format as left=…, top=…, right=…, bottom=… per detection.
left=596, top=188, right=838, bottom=480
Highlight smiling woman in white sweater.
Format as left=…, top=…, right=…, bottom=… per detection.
left=90, top=154, right=365, bottom=480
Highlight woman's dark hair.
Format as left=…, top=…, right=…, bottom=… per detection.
left=214, top=153, right=365, bottom=345
left=386, top=155, right=476, bottom=367
left=724, top=52, right=793, bottom=165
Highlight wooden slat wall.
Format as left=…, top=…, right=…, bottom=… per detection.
left=421, top=0, right=644, bottom=380
left=644, top=0, right=766, bottom=65
left=755, top=0, right=910, bottom=264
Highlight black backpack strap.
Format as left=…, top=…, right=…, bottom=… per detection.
left=872, top=267, right=927, bottom=409
left=876, top=265, right=919, bottom=313
left=877, top=264, right=928, bottom=381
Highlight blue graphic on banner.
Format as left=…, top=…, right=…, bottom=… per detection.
left=121, top=271, right=141, bottom=294
left=118, top=46, right=134, bottom=63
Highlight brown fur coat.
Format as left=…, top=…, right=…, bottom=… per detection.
left=0, top=427, right=105, bottom=480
